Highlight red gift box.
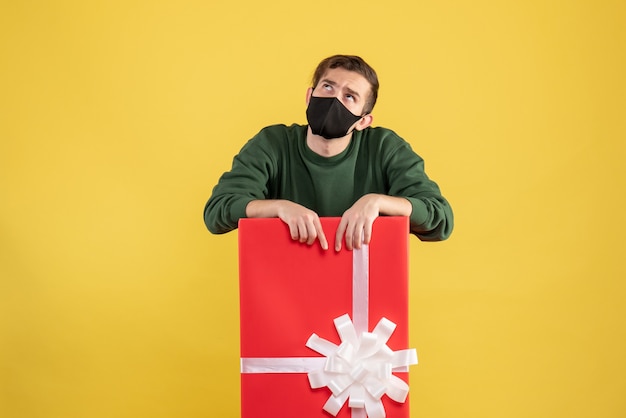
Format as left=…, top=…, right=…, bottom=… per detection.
left=238, top=217, right=416, bottom=418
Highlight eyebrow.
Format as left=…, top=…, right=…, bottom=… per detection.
left=320, top=78, right=361, bottom=99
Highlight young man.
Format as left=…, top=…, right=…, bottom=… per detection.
left=204, top=55, right=453, bottom=251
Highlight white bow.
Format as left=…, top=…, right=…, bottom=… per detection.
left=306, top=314, right=418, bottom=418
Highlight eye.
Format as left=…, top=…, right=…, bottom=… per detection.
left=345, top=94, right=355, bottom=102
left=323, top=84, right=333, bottom=91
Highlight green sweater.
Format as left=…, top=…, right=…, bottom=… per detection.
left=204, top=124, right=453, bottom=241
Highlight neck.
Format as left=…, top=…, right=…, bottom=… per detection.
left=306, top=127, right=352, bottom=157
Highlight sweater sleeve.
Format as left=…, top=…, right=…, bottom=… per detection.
left=203, top=128, right=279, bottom=234
left=383, top=137, right=454, bottom=241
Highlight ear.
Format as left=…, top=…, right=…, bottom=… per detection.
left=354, top=114, right=374, bottom=131
left=305, top=87, right=313, bottom=105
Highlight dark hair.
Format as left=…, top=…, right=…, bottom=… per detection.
left=311, top=55, right=379, bottom=114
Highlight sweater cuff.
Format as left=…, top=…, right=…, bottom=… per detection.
left=406, top=197, right=429, bottom=227
left=231, top=198, right=255, bottom=224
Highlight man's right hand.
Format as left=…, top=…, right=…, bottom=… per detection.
left=246, top=200, right=329, bottom=250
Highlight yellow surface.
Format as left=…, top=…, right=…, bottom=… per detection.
left=1, top=1, right=625, bottom=417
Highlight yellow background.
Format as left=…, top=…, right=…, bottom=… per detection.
left=1, top=1, right=625, bottom=417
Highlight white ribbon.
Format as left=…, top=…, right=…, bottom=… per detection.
left=240, top=245, right=418, bottom=418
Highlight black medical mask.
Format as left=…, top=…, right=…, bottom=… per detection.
left=306, top=96, right=363, bottom=139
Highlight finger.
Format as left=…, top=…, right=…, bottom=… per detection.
left=287, top=221, right=299, bottom=242
left=335, top=218, right=348, bottom=252
left=305, top=220, right=317, bottom=245
left=352, top=223, right=364, bottom=250
left=362, top=219, right=374, bottom=245
left=344, top=220, right=356, bottom=251
left=297, top=220, right=308, bottom=243
left=314, top=218, right=328, bottom=250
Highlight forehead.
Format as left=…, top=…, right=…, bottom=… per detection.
left=319, top=67, right=372, bottom=96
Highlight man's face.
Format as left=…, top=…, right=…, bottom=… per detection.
left=310, top=67, right=372, bottom=116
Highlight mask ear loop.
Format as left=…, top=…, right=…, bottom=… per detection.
left=346, top=119, right=364, bottom=137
